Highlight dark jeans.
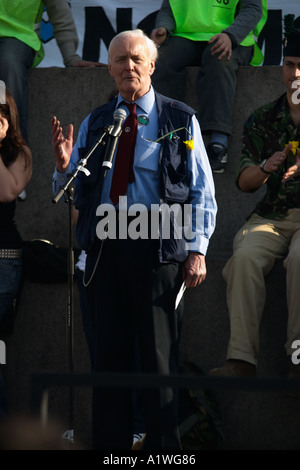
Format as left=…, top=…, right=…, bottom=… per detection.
left=152, top=36, right=253, bottom=136
left=0, top=258, right=22, bottom=325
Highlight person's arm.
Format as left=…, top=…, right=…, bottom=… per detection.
left=238, top=143, right=294, bottom=192
left=0, top=115, right=32, bottom=202
left=182, top=252, right=207, bottom=288
left=0, top=149, right=32, bottom=203
left=237, top=98, right=299, bottom=193
left=182, top=115, right=217, bottom=288
left=209, top=0, right=263, bottom=60
left=281, top=149, right=300, bottom=183
left=51, top=116, right=74, bottom=173
left=51, top=114, right=89, bottom=196
left=151, top=0, right=175, bottom=45
left=224, top=0, right=263, bottom=46
left=45, top=0, right=106, bottom=67
left=238, top=165, right=270, bottom=192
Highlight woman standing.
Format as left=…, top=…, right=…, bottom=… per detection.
left=0, top=86, right=32, bottom=415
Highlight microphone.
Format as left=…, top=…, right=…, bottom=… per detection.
left=102, top=108, right=127, bottom=173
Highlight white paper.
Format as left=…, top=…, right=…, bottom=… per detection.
left=175, top=282, right=186, bottom=310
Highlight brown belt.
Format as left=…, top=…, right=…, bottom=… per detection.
left=0, top=249, right=22, bottom=259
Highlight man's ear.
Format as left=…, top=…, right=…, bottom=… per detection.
left=108, top=64, right=113, bottom=77
left=149, top=60, right=155, bottom=76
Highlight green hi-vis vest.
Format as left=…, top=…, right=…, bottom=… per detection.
left=169, top=0, right=268, bottom=66
left=0, top=0, right=45, bottom=67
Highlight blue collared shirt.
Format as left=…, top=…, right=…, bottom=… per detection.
left=53, top=86, right=217, bottom=255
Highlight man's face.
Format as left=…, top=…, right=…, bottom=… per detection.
left=282, top=56, right=300, bottom=96
left=108, top=35, right=155, bottom=102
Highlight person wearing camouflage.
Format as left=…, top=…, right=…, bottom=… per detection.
left=210, top=15, right=300, bottom=378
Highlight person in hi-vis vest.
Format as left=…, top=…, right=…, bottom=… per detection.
left=151, top=0, right=268, bottom=174
left=0, top=0, right=106, bottom=144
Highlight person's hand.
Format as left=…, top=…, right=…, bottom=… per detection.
left=0, top=116, right=9, bottom=144
left=209, top=32, right=232, bottom=60
left=282, top=146, right=300, bottom=182
left=182, top=252, right=207, bottom=288
left=150, top=27, right=168, bottom=45
left=51, top=116, right=73, bottom=173
left=71, top=60, right=107, bottom=67
left=262, top=143, right=293, bottom=176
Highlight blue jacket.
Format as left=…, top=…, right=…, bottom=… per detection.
left=75, top=91, right=195, bottom=263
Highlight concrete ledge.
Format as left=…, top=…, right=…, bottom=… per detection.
left=3, top=65, right=297, bottom=450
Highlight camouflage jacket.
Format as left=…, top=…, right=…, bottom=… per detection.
left=237, top=93, right=300, bottom=219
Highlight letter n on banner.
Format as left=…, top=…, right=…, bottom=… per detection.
left=82, top=7, right=132, bottom=61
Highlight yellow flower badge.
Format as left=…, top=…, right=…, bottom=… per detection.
left=183, top=139, right=194, bottom=150
left=151, top=127, right=194, bottom=150
left=286, top=141, right=299, bottom=155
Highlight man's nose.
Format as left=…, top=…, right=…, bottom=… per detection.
left=293, top=65, right=300, bottom=78
left=125, top=58, right=135, bottom=70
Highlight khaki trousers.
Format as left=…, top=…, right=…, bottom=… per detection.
left=223, top=209, right=300, bottom=366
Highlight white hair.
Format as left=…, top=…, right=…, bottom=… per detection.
left=108, top=29, right=158, bottom=63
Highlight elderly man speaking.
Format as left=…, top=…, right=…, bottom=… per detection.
left=52, top=29, right=217, bottom=450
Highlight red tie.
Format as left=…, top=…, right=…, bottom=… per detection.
left=110, top=102, right=138, bottom=205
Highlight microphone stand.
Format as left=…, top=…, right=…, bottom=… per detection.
left=52, top=125, right=115, bottom=441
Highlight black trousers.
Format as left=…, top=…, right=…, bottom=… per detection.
left=152, top=36, right=253, bottom=136
left=85, top=236, right=183, bottom=450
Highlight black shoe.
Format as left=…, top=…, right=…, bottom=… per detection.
left=206, top=143, right=227, bottom=173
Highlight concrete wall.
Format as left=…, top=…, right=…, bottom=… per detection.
left=3, top=66, right=300, bottom=450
